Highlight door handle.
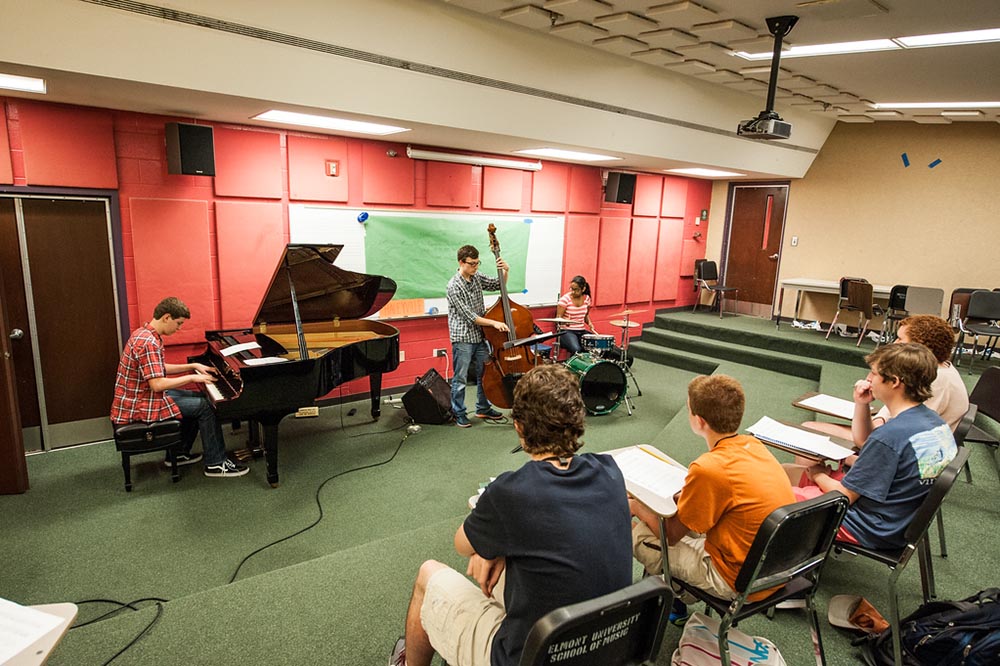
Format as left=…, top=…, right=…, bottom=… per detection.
left=9, top=328, right=23, bottom=340
left=768, top=253, right=779, bottom=261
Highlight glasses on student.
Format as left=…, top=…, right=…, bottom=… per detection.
left=464, top=260, right=481, bottom=266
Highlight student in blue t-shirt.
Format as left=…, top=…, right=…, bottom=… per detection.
left=389, top=364, right=633, bottom=666
left=797, top=343, right=957, bottom=549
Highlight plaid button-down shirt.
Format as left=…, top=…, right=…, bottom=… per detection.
left=110, top=324, right=181, bottom=424
left=447, top=271, right=501, bottom=343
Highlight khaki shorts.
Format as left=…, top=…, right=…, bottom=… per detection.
left=421, top=567, right=506, bottom=666
left=632, top=521, right=736, bottom=603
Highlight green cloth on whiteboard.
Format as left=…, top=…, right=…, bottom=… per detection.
left=364, top=215, right=529, bottom=300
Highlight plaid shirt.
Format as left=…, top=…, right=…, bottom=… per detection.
left=110, top=324, right=181, bottom=424
left=447, top=271, right=501, bottom=343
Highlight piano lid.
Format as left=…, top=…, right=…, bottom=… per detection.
left=254, top=244, right=397, bottom=326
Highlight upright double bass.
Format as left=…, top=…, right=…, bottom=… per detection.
left=481, top=224, right=538, bottom=408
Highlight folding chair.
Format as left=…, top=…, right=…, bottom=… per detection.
left=962, top=290, right=1000, bottom=373
left=520, top=576, right=672, bottom=666
left=878, top=284, right=909, bottom=344
left=826, top=277, right=873, bottom=341
left=834, top=448, right=970, bottom=666
left=692, top=260, right=738, bottom=319
left=964, top=367, right=1000, bottom=482
left=674, top=492, right=850, bottom=666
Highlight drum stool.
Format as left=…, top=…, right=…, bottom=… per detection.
left=113, top=419, right=184, bottom=492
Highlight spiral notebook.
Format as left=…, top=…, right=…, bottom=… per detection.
left=747, top=416, right=854, bottom=462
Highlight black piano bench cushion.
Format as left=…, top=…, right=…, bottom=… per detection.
left=114, top=419, right=184, bottom=454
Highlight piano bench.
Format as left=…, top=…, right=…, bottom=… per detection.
left=113, top=419, right=184, bottom=492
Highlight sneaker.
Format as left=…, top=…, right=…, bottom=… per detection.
left=475, top=408, right=503, bottom=420
left=204, top=458, right=249, bottom=478
left=669, top=599, right=689, bottom=627
left=388, top=636, right=406, bottom=666
left=165, top=452, right=202, bottom=468
left=775, top=598, right=807, bottom=610
left=455, top=415, right=472, bottom=428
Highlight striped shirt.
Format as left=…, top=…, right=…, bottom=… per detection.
left=447, top=271, right=501, bottom=343
left=110, top=324, right=181, bottom=424
left=558, top=292, right=591, bottom=331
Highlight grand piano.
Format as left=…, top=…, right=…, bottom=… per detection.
left=189, top=244, right=400, bottom=487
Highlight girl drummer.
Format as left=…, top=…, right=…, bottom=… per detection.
left=556, top=275, right=598, bottom=355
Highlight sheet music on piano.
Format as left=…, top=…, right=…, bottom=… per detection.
left=220, top=341, right=261, bottom=357
left=243, top=357, right=289, bottom=366
left=747, top=416, right=854, bottom=462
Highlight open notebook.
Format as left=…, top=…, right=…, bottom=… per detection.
left=747, top=416, right=854, bottom=462
left=610, top=445, right=688, bottom=517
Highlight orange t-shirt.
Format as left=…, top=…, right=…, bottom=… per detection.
left=676, top=434, right=795, bottom=600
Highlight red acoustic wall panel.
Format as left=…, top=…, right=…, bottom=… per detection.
left=632, top=174, right=663, bottom=217
left=653, top=217, right=684, bottom=301
left=362, top=142, right=414, bottom=205
left=287, top=134, right=349, bottom=202
left=563, top=215, right=600, bottom=292
left=129, top=198, right=214, bottom=344
left=594, top=216, right=630, bottom=305
left=661, top=176, right=689, bottom=218
left=685, top=177, right=713, bottom=224
left=19, top=101, right=117, bottom=188
left=216, top=201, right=286, bottom=328
left=531, top=162, right=569, bottom=212
left=213, top=127, right=283, bottom=199
left=482, top=167, right=523, bottom=210
left=680, top=239, right=705, bottom=278
left=567, top=166, right=602, bottom=214
left=0, top=103, right=11, bottom=184
left=625, top=217, right=658, bottom=303
left=425, top=161, right=473, bottom=208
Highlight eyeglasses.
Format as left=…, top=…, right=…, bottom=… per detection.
left=463, top=260, right=481, bottom=267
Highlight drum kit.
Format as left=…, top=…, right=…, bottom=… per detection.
left=537, top=309, right=645, bottom=417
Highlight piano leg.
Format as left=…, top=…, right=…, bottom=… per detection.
left=261, top=420, right=280, bottom=488
left=369, top=372, right=383, bottom=420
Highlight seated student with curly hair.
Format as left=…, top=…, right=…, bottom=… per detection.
left=389, top=364, right=632, bottom=666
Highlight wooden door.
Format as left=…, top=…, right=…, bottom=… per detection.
left=3, top=197, right=121, bottom=449
left=724, top=185, right=788, bottom=309
left=0, top=266, right=29, bottom=493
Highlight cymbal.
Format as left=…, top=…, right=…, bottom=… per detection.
left=612, top=309, right=647, bottom=317
left=609, top=319, right=640, bottom=328
left=538, top=317, right=575, bottom=324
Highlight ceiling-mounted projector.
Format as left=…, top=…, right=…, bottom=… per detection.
left=738, top=114, right=792, bottom=140
left=738, top=15, right=798, bottom=141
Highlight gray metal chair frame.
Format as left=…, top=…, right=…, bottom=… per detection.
left=878, top=286, right=946, bottom=348
left=834, top=448, right=970, bottom=666
left=879, top=284, right=909, bottom=344
left=692, top=259, right=738, bottom=319
left=934, top=404, right=976, bottom=560
left=674, top=492, right=850, bottom=666
left=951, top=287, right=989, bottom=366
left=964, top=367, right=1000, bottom=483
left=519, top=576, right=672, bottom=666
left=962, top=290, right=1000, bottom=374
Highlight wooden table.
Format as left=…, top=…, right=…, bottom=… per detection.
left=773, top=277, right=891, bottom=329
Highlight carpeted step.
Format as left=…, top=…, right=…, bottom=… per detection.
left=628, top=341, right=718, bottom=375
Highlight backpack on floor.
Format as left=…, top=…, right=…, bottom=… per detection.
left=672, top=611, right=786, bottom=666
left=859, top=588, right=1000, bottom=666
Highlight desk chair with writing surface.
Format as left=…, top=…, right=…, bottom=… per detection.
left=519, top=576, right=672, bottom=666
left=692, top=259, right=738, bottom=319
left=673, top=492, right=849, bottom=666
left=834, top=448, right=970, bottom=666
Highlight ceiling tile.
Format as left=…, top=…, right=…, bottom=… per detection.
left=638, top=27, right=699, bottom=49
left=838, top=115, right=876, bottom=123
left=723, top=78, right=769, bottom=92
left=549, top=20, right=608, bottom=43
left=594, top=12, right=659, bottom=36
left=675, top=42, right=740, bottom=67
left=444, top=0, right=516, bottom=12
left=630, top=48, right=684, bottom=65
left=646, top=1, right=719, bottom=28
left=798, top=84, right=841, bottom=97
left=782, top=75, right=818, bottom=90
left=694, top=69, right=743, bottom=83
left=911, top=115, right=953, bottom=124
left=740, top=66, right=792, bottom=82
left=729, top=35, right=790, bottom=53
left=544, top=0, right=612, bottom=22
left=662, top=59, right=717, bottom=75
left=592, top=34, right=649, bottom=55
left=500, top=4, right=553, bottom=29
left=690, top=19, right=758, bottom=41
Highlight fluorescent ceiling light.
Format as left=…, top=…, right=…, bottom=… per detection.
left=735, top=39, right=898, bottom=60
left=515, top=148, right=621, bottom=162
left=252, top=110, right=409, bottom=135
left=873, top=101, right=1000, bottom=109
left=666, top=167, right=744, bottom=178
left=406, top=146, right=541, bottom=171
left=896, top=28, right=1000, bottom=48
left=0, top=73, right=46, bottom=93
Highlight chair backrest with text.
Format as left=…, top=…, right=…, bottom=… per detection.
left=519, top=576, right=672, bottom=666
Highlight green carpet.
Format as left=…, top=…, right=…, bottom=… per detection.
left=3, top=311, right=998, bottom=665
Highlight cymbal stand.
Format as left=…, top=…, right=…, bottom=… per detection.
left=615, top=313, right=642, bottom=399
left=551, top=324, right=563, bottom=363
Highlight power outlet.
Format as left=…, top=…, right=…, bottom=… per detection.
left=433, top=348, right=447, bottom=357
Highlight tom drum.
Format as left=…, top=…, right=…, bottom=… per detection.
left=581, top=333, right=615, bottom=357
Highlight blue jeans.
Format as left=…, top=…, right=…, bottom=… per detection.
left=166, top=389, right=226, bottom=465
left=451, top=341, right=493, bottom=418
left=560, top=330, right=586, bottom=355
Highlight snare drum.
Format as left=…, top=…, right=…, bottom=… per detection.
left=564, top=353, right=626, bottom=415
left=581, top=333, right=615, bottom=357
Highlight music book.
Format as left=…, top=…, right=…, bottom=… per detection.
left=610, top=445, right=688, bottom=517
left=0, top=598, right=64, bottom=662
left=747, top=416, right=854, bottom=462
left=796, top=393, right=857, bottom=421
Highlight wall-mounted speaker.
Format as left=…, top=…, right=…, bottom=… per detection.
left=166, top=123, right=215, bottom=176
left=604, top=172, right=636, bottom=204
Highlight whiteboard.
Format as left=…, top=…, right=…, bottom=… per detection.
left=290, top=205, right=565, bottom=318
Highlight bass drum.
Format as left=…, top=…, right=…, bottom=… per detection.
left=564, top=353, right=627, bottom=415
